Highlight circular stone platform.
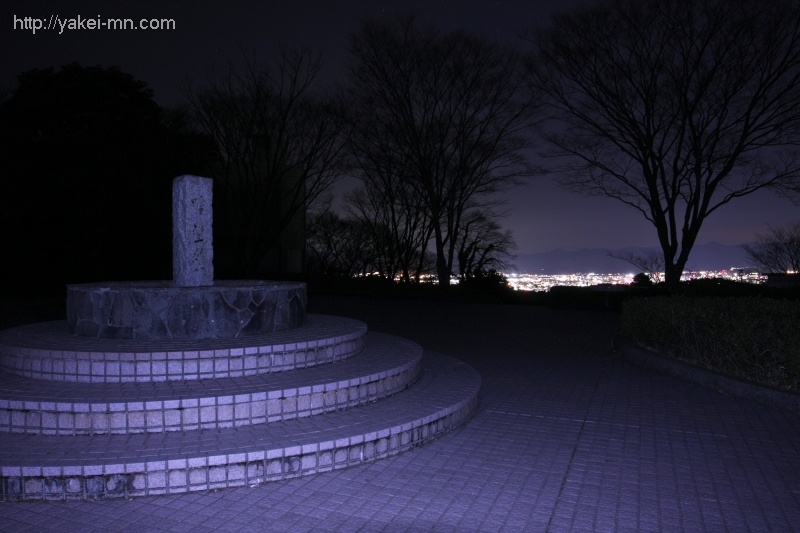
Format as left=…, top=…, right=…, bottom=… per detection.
left=66, top=281, right=306, bottom=340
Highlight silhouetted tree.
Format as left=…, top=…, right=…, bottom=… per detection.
left=743, top=222, right=800, bottom=273
left=456, top=209, right=517, bottom=281
left=631, top=272, right=655, bottom=287
left=609, top=249, right=664, bottom=284
left=0, top=63, right=206, bottom=289
left=306, top=210, right=377, bottom=277
left=459, top=268, right=512, bottom=294
left=186, top=49, right=349, bottom=277
left=348, top=16, right=538, bottom=288
left=345, top=156, right=433, bottom=282
left=531, top=0, right=800, bottom=286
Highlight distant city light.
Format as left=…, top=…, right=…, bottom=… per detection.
left=503, top=268, right=765, bottom=292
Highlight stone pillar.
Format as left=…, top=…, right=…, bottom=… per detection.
left=173, top=175, right=213, bottom=286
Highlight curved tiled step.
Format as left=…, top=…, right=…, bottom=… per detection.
left=0, top=351, right=480, bottom=501
left=0, top=315, right=366, bottom=382
left=0, top=333, right=422, bottom=435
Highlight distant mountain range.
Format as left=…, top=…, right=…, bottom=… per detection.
left=513, top=242, right=753, bottom=274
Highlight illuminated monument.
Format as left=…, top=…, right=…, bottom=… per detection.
left=0, top=175, right=479, bottom=500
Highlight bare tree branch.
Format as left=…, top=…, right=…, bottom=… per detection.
left=184, top=48, right=349, bottom=276
left=456, top=209, right=517, bottom=279
left=608, top=249, right=665, bottom=283
left=531, top=0, right=800, bottom=285
left=348, top=15, right=538, bottom=287
left=743, top=222, right=800, bottom=273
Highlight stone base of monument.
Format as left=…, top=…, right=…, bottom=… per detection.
left=66, top=280, right=307, bottom=340
left=0, top=290, right=480, bottom=500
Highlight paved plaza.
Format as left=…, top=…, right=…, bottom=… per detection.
left=0, top=294, right=798, bottom=532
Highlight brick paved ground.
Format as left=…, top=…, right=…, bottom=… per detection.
left=0, top=294, right=798, bottom=532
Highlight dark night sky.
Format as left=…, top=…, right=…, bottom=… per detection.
left=2, top=0, right=798, bottom=255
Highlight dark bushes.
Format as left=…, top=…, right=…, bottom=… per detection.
left=620, top=296, right=800, bottom=392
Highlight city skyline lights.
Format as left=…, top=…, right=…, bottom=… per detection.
left=504, top=268, right=765, bottom=292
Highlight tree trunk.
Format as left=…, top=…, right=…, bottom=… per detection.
left=433, top=224, right=450, bottom=288
left=663, top=250, right=691, bottom=287
left=663, top=262, right=683, bottom=287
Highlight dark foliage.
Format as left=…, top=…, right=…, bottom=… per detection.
left=631, top=273, right=654, bottom=287
left=620, top=296, right=800, bottom=392
left=0, top=63, right=212, bottom=292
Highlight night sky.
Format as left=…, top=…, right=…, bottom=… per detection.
left=3, top=0, right=798, bottom=255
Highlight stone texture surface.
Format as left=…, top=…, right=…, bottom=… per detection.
left=172, top=175, right=213, bottom=287
left=65, top=281, right=307, bottom=340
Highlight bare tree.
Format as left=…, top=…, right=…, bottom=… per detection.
left=348, top=16, right=538, bottom=287
left=186, top=49, right=349, bottom=276
left=345, top=124, right=434, bottom=282
left=346, top=181, right=432, bottom=282
left=609, top=249, right=664, bottom=283
left=306, top=210, right=377, bottom=277
left=456, top=209, right=517, bottom=280
left=743, top=222, right=800, bottom=273
left=532, top=0, right=800, bottom=286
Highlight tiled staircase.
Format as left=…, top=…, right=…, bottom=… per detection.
left=0, top=313, right=480, bottom=500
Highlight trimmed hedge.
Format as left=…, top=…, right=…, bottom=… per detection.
left=619, top=296, right=800, bottom=392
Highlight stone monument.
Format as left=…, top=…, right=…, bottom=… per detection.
left=172, top=175, right=213, bottom=287
left=0, top=174, right=480, bottom=501
left=65, top=175, right=306, bottom=340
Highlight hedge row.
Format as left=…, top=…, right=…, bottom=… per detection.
left=619, top=296, right=800, bottom=392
